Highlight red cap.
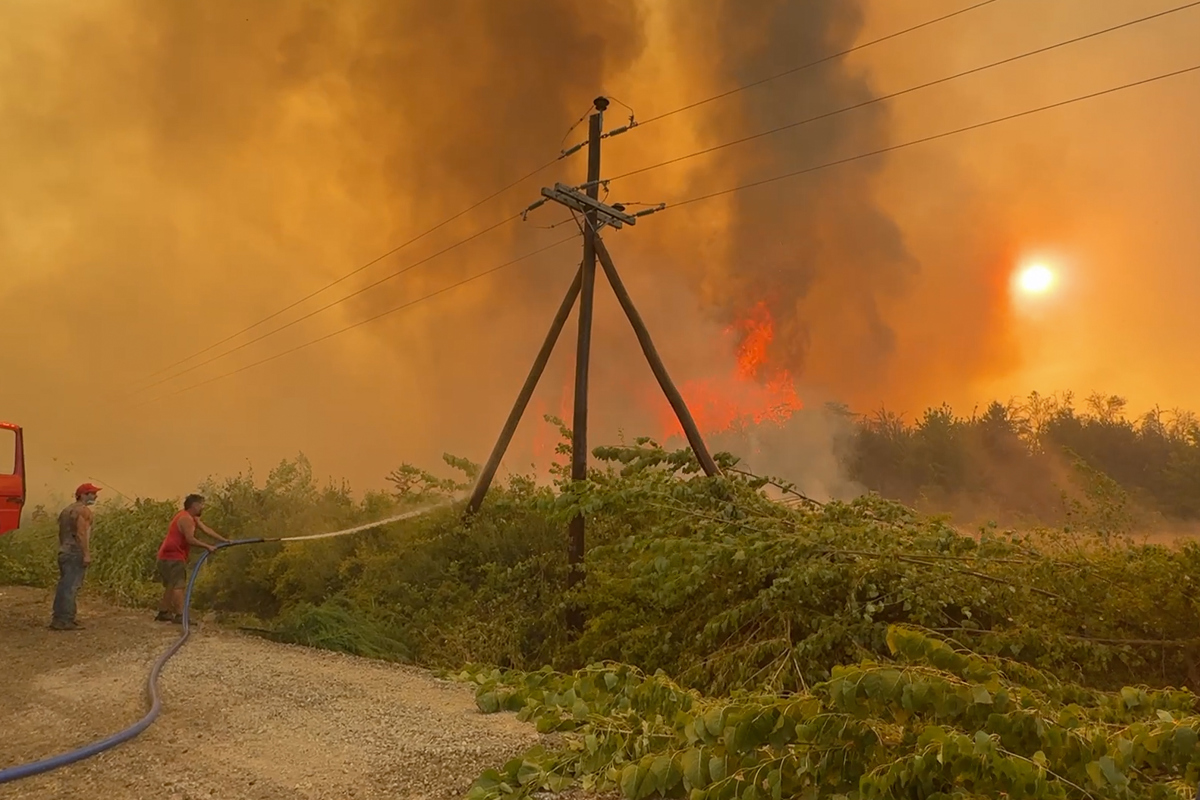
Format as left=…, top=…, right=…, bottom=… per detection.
left=75, top=483, right=102, bottom=498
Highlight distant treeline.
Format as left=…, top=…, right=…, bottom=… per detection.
left=836, top=391, right=1200, bottom=525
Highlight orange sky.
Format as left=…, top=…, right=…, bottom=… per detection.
left=1, top=0, right=1197, bottom=504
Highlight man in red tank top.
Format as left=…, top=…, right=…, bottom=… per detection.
left=155, top=494, right=229, bottom=623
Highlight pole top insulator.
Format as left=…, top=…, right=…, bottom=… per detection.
left=593, top=96, right=610, bottom=112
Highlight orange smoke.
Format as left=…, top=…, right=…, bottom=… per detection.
left=657, top=302, right=802, bottom=439
left=531, top=381, right=573, bottom=467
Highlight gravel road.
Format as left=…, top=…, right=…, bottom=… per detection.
left=0, top=586, right=548, bottom=800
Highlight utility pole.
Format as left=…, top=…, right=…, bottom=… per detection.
left=566, top=97, right=607, bottom=612
left=464, top=95, right=721, bottom=631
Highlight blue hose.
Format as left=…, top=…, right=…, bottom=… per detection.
left=0, top=538, right=263, bottom=784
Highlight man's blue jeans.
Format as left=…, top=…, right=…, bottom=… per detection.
left=52, top=551, right=86, bottom=626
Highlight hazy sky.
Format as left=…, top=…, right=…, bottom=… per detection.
left=1, top=0, right=1197, bottom=504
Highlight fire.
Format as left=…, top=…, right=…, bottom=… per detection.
left=657, top=302, right=801, bottom=439
left=527, top=303, right=801, bottom=463
left=733, top=302, right=775, bottom=381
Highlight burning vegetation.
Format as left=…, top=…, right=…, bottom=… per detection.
left=657, top=301, right=803, bottom=439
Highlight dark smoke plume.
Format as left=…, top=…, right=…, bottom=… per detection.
left=650, top=0, right=917, bottom=397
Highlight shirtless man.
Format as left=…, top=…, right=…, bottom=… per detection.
left=155, top=494, right=229, bottom=623
left=51, top=483, right=101, bottom=631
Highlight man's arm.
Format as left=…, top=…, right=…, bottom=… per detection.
left=179, top=515, right=216, bottom=553
left=195, top=519, right=229, bottom=543
left=77, top=506, right=94, bottom=565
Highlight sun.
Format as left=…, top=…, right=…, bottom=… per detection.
left=1016, top=263, right=1055, bottom=295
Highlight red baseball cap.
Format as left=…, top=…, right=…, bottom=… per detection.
left=75, top=483, right=102, bottom=497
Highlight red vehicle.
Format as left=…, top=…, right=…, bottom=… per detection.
left=0, top=422, right=25, bottom=536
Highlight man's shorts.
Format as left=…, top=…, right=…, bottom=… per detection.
left=157, top=559, right=187, bottom=589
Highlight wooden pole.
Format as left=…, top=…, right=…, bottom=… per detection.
left=465, top=267, right=584, bottom=515
left=566, top=98, right=607, bottom=625
left=593, top=236, right=722, bottom=477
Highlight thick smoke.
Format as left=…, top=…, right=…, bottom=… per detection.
left=0, top=0, right=1023, bottom=500
left=636, top=1, right=917, bottom=401
left=705, top=406, right=865, bottom=503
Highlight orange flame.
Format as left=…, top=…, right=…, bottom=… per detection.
left=656, top=302, right=801, bottom=439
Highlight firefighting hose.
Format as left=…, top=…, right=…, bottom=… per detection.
left=0, top=503, right=450, bottom=785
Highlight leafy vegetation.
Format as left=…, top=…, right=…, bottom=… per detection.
left=843, top=391, right=1200, bottom=526
left=462, top=628, right=1200, bottom=799
left=4, top=395, right=1200, bottom=797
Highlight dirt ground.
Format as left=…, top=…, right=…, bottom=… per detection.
left=0, top=585, right=549, bottom=800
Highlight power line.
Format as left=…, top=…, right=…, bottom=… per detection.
left=133, top=233, right=581, bottom=406
left=604, top=0, right=1200, bottom=188
left=604, top=95, right=637, bottom=124
left=636, top=0, right=1002, bottom=129
left=130, top=212, right=523, bottom=396
left=142, top=156, right=564, bottom=382
left=663, top=62, right=1200, bottom=211
left=45, top=456, right=134, bottom=503
left=561, top=102, right=599, bottom=149
left=529, top=215, right=579, bottom=231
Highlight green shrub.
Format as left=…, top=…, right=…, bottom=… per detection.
left=6, top=428, right=1200, bottom=797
